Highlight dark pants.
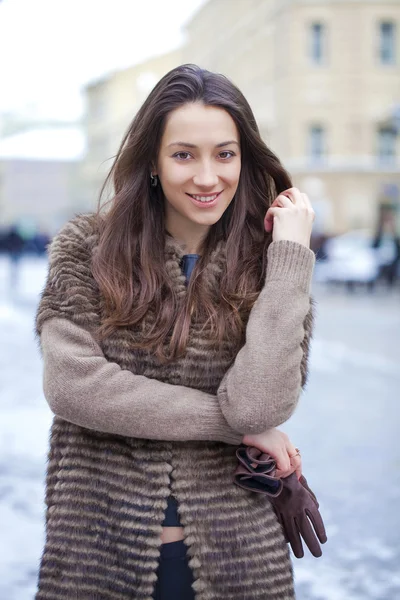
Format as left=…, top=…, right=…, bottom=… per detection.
left=153, top=540, right=195, bottom=600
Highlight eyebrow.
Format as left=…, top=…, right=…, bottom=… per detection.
left=167, top=140, right=240, bottom=149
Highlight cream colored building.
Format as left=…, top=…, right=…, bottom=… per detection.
left=82, top=0, right=400, bottom=234
left=81, top=49, right=182, bottom=210
left=0, top=127, right=86, bottom=234
left=185, top=0, right=400, bottom=234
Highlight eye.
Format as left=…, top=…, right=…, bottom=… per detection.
left=218, top=151, right=236, bottom=159
left=173, top=151, right=192, bottom=160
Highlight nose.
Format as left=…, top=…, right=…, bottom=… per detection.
left=192, top=161, right=219, bottom=189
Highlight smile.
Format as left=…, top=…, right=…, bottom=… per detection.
left=186, top=191, right=222, bottom=204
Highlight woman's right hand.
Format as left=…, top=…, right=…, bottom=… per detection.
left=242, top=428, right=302, bottom=479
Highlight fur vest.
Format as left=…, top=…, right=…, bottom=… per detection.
left=35, top=214, right=314, bottom=599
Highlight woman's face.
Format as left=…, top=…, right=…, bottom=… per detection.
left=156, top=102, right=241, bottom=240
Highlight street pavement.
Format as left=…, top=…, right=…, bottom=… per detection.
left=284, top=283, right=400, bottom=600
left=0, top=256, right=399, bottom=600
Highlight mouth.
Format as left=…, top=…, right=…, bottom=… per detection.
left=186, top=191, right=223, bottom=207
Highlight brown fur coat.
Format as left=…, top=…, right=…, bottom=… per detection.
left=35, top=214, right=315, bottom=599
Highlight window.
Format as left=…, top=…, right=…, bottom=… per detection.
left=309, top=22, right=326, bottom=65
left=377, top=127, right=397, bottom=164
left=379, top=21, right=396, bottom=65
left=308, top=125, right=326, bottom=162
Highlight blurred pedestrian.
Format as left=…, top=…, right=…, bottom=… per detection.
left=35, top=64, right=316, bottom=599
left=372, top=202, right=400, bottom=288
left=32, top=231, right=51, bottom=255
left=4, top=225, right=25, bottom=293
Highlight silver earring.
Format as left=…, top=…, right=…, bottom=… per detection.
left=150, top=174, right=158, bottom=187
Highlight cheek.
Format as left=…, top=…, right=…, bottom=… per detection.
left=161, top=164, right=188, bottom=191
left=224, top=162, right=241, bottom=187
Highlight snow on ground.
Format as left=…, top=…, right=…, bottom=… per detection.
left=1, top=255, right=399, bottom=599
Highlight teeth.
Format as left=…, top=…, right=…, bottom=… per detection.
left=192, top=194, right=218, bottom=203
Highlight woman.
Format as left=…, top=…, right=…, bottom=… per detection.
left=35, top=64, right=315, bottom=599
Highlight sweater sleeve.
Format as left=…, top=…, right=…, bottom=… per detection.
left=217, top=240, right=315, bottom=434
left=40, top=317, right=243, bottom=445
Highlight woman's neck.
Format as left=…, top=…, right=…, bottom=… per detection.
left=165, top=221, right=209, bottom=255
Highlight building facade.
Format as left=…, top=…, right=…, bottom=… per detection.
left=185, top=0, right=400, bottom=234
left=0, top=127, right=86, bottom=234
left=82, top=0, right=400, bottom=234
left=81, top=49, right=182, bottom=210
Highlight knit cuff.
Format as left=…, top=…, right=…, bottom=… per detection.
left=220, top=430, right=244, bottom=446
left=266, top=240, right=315, bottom=293
left=203, top=408, right=243, bottom=446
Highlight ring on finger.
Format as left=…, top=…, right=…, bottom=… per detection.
left=289, top=448, right=301, bottom=458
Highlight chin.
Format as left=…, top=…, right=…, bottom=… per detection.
left=191, top=213, right=222, bottom=226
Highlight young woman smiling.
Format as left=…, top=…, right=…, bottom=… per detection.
left=35, top=64, right=315, bottom=600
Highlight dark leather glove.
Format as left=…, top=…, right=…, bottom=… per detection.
left=269, top=472, right=327, bottom=559
left=234, top=445, right=282, bottom=496
left=233, top=446, right=327, bottom=559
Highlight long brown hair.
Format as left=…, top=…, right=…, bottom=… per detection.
left=92, top=64, right=292, bottom=363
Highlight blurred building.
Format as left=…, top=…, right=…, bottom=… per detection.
left=82, top=0, right=399, bottom=235
left=185, top=0, right=400, bottom=234
left=81, top=49, right=182, bottom=209
left=0, top=127, right=86, bottom=235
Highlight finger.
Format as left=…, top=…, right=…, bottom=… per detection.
left=286, top=442, right=302, bottom=479
left=264, top=207, right=281, bottom=232
left=266, top=206, right=282, bottom=218
left=305, top=508, right=328, bottom=545
left=299, top=475, right=318, bottom=506
left=275, top=457, right=296, bottom=478
left=286, top=516, right=304, bottom=559
left=270, top=198, right=282, bottom=208
left=298, top=513, right=323, bottom=558
left=265, top=197, right=291, bottom=232
left=275, top=194, right=294, bottom=208
left=264, top=210, right=273, bottom=232
left=289, top=454, right=302, bottom=480
left=274, top=465, right=296, bottom=479
left=274, top=449, right=291, bottom=474
left=281, top=187, right=304, bottom=205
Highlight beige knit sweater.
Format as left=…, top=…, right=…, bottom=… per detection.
left=40, top=237, right=314, bottom=442
left=35, top=213, right=315, bottom=600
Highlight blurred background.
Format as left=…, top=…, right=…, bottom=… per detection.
left=0, top=1, right=399, bottom=599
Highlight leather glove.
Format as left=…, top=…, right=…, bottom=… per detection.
left=269, top=472, right=328, bottom=559
left=234, top=445, right=282, bottom=496
left=233, top=446, right=327, bottom=558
